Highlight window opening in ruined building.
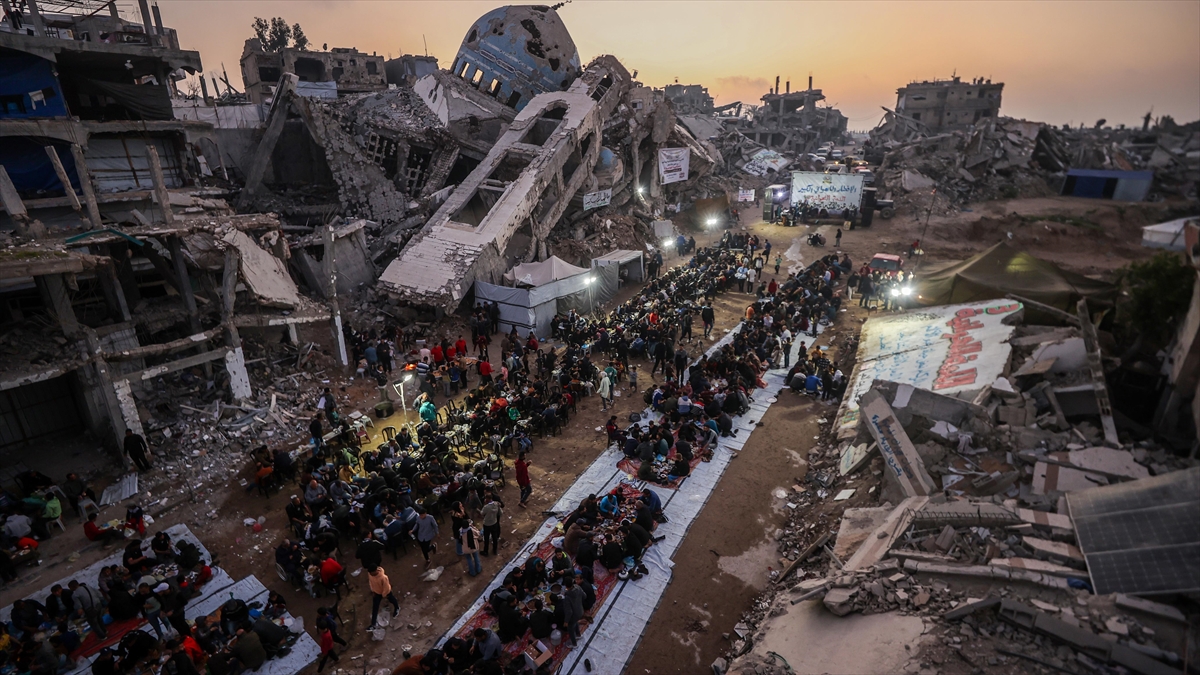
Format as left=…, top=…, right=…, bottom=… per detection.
left=258, top=66, right=282, bottom=83
left=591, top=75, right=613, bottom=101
left=561, top=131, right=592, bottom=187
left=472, top=69, right=485, bottom=86
left=445, top=155, right=481, bottom=186
left=364, top=132, right=398, bottom=169
left=489, top=78, right=502, bottom=96
left=294, top=58, right=327, bottom=82
left=506, top=91, right=522, bottom=109
left=486, top=153, right=532, bottom=183
left=978, top=90, right=986, bottom=98
left=451, top=188, right=502, bottom=227
left=911, top=112, right=921, bottom=121
left=350, top=59, right=357, bottom=66
left=331, top=67, right=344, bottom=81
left=402, top=146, right=434, bottom=194
left=367, top=61, right=378, bottom=75
left=520, top=104, right=567, bottom=146
left=459, top=61, right=471, bottom=79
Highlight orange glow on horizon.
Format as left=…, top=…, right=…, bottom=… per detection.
left=159, top=0, right=1199, bottom=129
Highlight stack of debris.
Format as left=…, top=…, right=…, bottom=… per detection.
left=871, top=115, right=1200, bottom=212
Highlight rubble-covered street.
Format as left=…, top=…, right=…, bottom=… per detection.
left=0, top=2, right=1198, bottom=675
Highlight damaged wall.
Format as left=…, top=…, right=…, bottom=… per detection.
left=378, top=55, right=632, bottom=311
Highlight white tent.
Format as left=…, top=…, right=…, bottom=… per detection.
left=477, top=257, right=618, bottom=337
left=1142, top=217, right=1196, bottom=251
left=503, top=256, right=589, bottom=286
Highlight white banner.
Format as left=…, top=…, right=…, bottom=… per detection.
left=835, top=300, right=1023, bottom=436
left=658, top=148, right=690, bottom=185
left=583, top=188, right=612, bottom=210
left=743, top=149, right=790, bottom=176
left=790, top=171, right=865, bottom=210
left=737, top=189, right=755, bottom=202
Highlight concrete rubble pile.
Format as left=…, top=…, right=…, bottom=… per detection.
left=716, top=312, right=1198, bottom=675
left=870, top=115, right=1200, bottom=215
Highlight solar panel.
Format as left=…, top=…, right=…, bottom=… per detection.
left=1067, top=467, right=1200, bottom=596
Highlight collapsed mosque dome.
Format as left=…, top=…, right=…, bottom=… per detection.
left=450, top=5, right=583, bottom=111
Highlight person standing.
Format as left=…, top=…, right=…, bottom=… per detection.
left=316, top=624, right=339, bottom=672
left=69, top=580, right=106, bottom=639
left=366, top=567, right=399, bottom=631
left=598, top=371, right=612, bottom=411
left=835, top=227, right=843, bottom=247
left=561, top=576, right=585, bottom=646
left=480, top=495, right=502, bottom=557
left=515, top=453, right=532, bottom=509
left=315, top=607, right=346, bottom=650
left=458, top=519, right=482, bottom=577
left=124, top=429, right=152, bottom=472
left=413, top=508, right=439, bottom=568
left=488, top=301, right=500, bottom=335
left=701, top=304, right=715, bottom=339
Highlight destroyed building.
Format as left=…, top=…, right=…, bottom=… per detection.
left=240, top=42, right=386, bottom=104
left=0, top=0, right=204, bottom=231
left=448, top=4, right=582, bottom=112
left=741, top=76, right=847, bottom=153
left=662, top=83, right=714, bottom=115
left=896, top=75, right=1004, bottom=131
left=383, top=54, right=438, bottom=88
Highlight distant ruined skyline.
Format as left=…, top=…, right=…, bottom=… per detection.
left=160, top=0, right=1200, bottom=130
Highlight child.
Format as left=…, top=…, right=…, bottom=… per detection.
left=628, top=365, right=639, bottom=392
left=774, top=255, right=782, bottom=276
left=317, top=625, right=339, bottom=672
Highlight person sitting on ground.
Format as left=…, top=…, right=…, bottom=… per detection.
left=83, top=513, right=123, bottom=544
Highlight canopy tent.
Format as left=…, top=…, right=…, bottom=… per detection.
left=503, top=256, right=589, bottom=287
left=591, top=249, right=645, bottom=284
left=479, top=257, right=618, bottom=337
left=914, top=242, right=1117, bottom=311
left=1142, top=217, right=1196, bottom=251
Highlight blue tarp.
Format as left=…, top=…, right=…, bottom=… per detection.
left=0, top=137, right=81, bottom=196
left=0, top=52, right=68, bottom=119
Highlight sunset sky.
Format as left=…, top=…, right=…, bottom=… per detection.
left=158, top=0, right=1200, bottom=130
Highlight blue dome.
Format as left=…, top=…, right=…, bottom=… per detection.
left=451, top=5, right=582, bottom=111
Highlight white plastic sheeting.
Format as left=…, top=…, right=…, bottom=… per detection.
left=84, top=137, right=183, bottom=192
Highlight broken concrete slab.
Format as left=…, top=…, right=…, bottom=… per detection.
left=844, top=496, right=929, bottom=571
left=1062, top=447, right=1150, bottom=480
left=832, top=506, right=893, bottom=559
left=1022, top=536, right=1086, bottom=567
left=1114, top=594, right=1187, bottom=624
left=943, top=595, right=1001, bottom=621
left=1014, top=507, right=1074, bottom=532
left=860, top=390, right=935, bottom=497
left=990, top=557, right=1082, bottom=578
left=1032, top=461, right=1108, bottom=494
left=822, top=587, right=857, bottom=616
left=222, top=229, right=301, bottom=308
left=915, top=500, right=1022, bottom=527
left=903, top=559, right=1070, bottom=590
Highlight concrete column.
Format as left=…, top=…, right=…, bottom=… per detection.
left=168, top=236, right=201, bottom=332
left=287, top=323, right=299, bottom=344
left=70, top=144, right=104, bottom=229
left=321, top=225, right=349, bottom=367
left=97, top=246, right=132, bottom=322
left=36, top=274, right=79, bottom=335
left=44, top=146, right=91, bottom=228
left=81, top=330, right=132, bottom=463
left=220, top=249, right=252, bottom=401
left=0, top=165, right=45, bottom=238
left=24, top=0, right=46, bottom=37
left=108, top=0, right=119, bottom=18
left=145, top=146, right=174, bottom=223
left=136, top=0, right=155, bottom=44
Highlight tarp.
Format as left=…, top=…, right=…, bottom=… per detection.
left=914, top=242, right=1117, bottom=311
left=592, top=249, right=644, bottom=283
left=75, top=78, right=173, bottom=120
left=0, top=137, right=81, bottom=196
left=0, top=52, right=67, bottom=119
left=1142, top=217, right=1196, bottom=251
left=295, top=80, right=338, bottom=100
left=502, top=255, right=589, bottom=287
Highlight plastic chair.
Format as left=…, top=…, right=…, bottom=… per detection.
left=49, top=515, right=66, bottom=533
left=76, top=497, right=101, bottom=522
left=383, top=426, right=397, bottom=442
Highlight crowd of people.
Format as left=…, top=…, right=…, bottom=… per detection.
left=0, top=524, right=304, bottom=675
left=381, top=229, right=854, bottom=672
